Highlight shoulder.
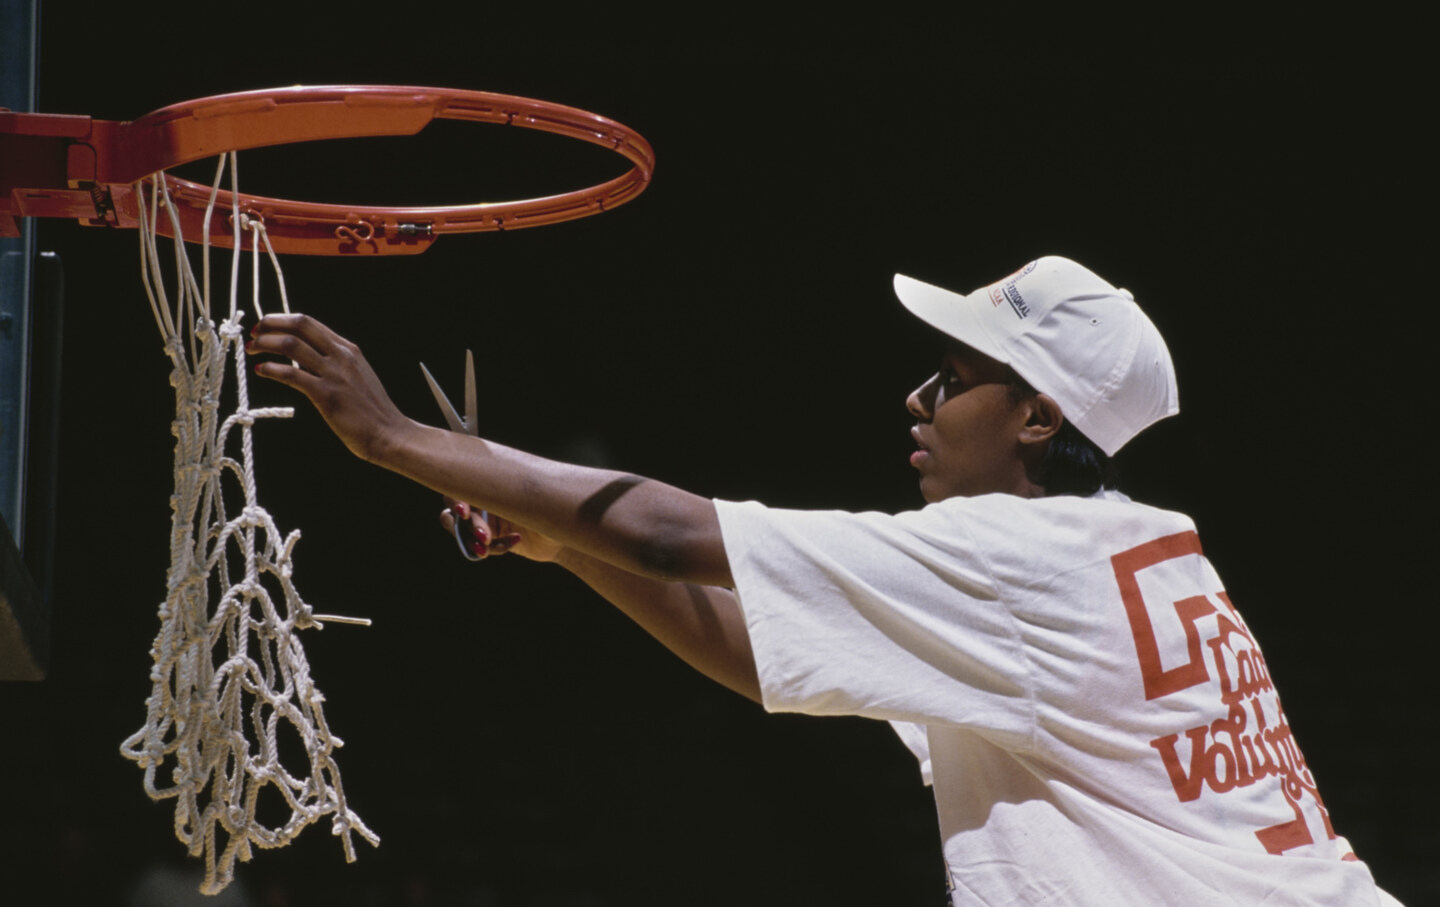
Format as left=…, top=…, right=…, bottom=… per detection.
left=914, top=488, right=1190, bottom=531
left=717, top=492, right=1195, bottom=566
left=719, top=491, right=1193, bottom=538
left=904, top=490, right=1199, bottom=575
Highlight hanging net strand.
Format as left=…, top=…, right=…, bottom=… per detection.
left=119, top=154, right=379, bottom=896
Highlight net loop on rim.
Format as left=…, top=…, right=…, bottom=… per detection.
left=119, top=152, right=378, bottom=895
left=335, top=220, right=376, bottom=244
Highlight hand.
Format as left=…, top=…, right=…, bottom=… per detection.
left=247, top=314, right=413, bottom=464
left=439, top=499, right=563, bottom=563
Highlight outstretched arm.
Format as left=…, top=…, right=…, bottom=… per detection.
left=247, top=313, right=734, bottom=586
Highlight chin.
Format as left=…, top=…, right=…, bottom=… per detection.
left=918, top=479, right=946, bottom=505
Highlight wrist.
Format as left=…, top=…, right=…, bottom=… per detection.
left=368, top=417, right=434, bottom=470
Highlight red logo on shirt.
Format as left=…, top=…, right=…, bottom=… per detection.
left=1110, top=531, right=1341, bottom=857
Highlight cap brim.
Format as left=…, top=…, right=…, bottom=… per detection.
left=893, top=274, right=1010, bottom=366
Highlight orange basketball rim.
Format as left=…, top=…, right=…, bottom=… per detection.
left=0, top=85, right=656, bottom=255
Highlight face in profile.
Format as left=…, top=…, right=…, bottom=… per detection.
left=906, top=344, right=1037, bottom=502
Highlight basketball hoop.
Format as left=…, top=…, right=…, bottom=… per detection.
left=6, top=86, right=656, bottom=893
left=0, top=85, right=655, bottom=254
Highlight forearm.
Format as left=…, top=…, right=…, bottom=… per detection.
left=552, top=545, right=761, bottom=703
left=380, top=420, right=732, bottom=587
left=246, top=313, right=733, bottom=588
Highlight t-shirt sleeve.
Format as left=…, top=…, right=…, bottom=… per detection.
left=714, top=498, right=1033, bottom=744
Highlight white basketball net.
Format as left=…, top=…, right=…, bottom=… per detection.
left=118, top=154, right=379, bottom=895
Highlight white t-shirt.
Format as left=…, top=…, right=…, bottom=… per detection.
left=715, top=490, right=1400, bottom=906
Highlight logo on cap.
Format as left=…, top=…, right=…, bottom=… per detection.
left=987, top=261, right=1037, bottom=320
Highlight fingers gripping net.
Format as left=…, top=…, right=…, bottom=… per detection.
left=118, top=156, right=378, bottom=895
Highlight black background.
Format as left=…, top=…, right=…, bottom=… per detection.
left=2, top=6, right=1430, bottom=905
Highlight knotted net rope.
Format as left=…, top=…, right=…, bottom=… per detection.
left=118, top=155, right=378, bottom=895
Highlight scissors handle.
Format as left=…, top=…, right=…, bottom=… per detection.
left=451, top=507, right=488, bottom=561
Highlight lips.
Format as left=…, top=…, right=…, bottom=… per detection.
left=910, top=427, right=929, bottom=467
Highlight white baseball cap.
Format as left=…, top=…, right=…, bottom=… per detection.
left=893, top=256, right=1179, bottom=456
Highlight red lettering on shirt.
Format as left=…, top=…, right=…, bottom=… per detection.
left=1111, top=531, right=1215, bottom=700
left=1112, top=533, right=1337, bottom=855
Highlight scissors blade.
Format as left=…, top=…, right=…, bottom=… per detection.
left=463, top=349, right=478, bottom=437
left=419, top=361, right=466, bottom=434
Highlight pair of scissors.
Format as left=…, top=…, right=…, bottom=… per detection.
left=419, top=350, right=489, bottom=561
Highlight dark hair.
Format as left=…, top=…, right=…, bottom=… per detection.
left=1005, top=372, right=1119, bottom=497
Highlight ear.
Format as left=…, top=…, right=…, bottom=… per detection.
left=1018, top=393, right=1064, bottom=446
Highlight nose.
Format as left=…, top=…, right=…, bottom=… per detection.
left=907, top=373, right=938, bottom=422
